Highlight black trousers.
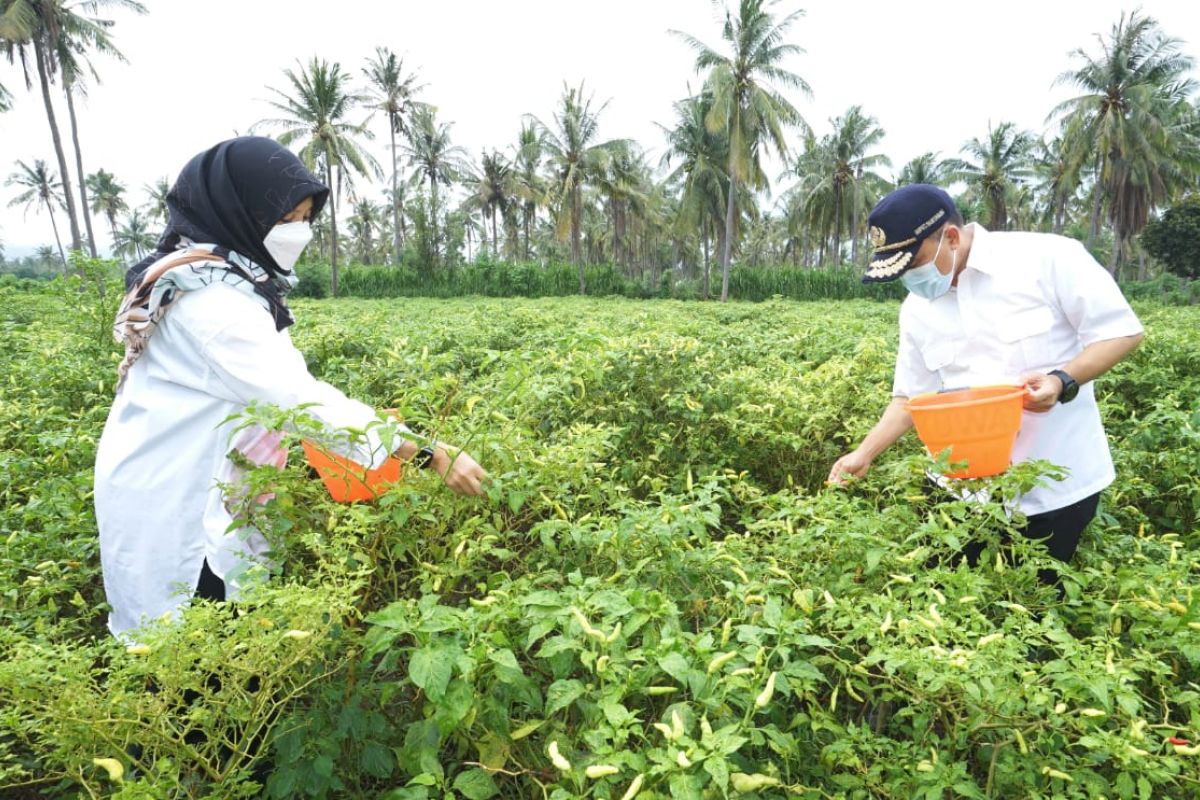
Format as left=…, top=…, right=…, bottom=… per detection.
left=195, top=559, right=226, bottom=602
left=957, top=491, right=1101, bottom=585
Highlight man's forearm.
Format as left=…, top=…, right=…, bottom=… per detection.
left=1063, top=333, right=1143, bottom=385
left=858, top=396, right=915, bottom=459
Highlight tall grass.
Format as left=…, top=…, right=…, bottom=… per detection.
left=295, top=257, right=908, bottom=302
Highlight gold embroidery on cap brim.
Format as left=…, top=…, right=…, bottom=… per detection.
left=872, top=236, right=917, bottom=254
left=913, top=208, right=947, bottom=237
left=866, top=250, right=913, bottom=278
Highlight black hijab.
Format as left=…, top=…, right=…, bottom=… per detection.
left=126, top=136, right=330, bottom=330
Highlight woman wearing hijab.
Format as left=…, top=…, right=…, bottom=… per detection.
left=95, top=136, right=487, bottom=640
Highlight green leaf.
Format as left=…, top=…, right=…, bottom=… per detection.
left=452, top=768, right=499, bottom=800
left=545, top=678, right=585, bottom=716
left=519, top=590, right=564, bottom=608
left=381, top=789, right=430, bottom=800
left=489, top=648, right=523, bottom=683
left=601, top=701, right=634, bottom=727
left=658, top=652, right=692, bottom=683
left=703, top=755, right=729, bottom=790
left=410, top=645, right=454, bottom=701
left=536, top=635, right=580, bottom=659
left=361, top=740, right=395, bottom=779
left=435, top=679, right=475, bottom=731
left=669, top=772, right=703, bottom=800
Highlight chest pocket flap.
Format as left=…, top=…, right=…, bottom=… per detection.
left=920, top=339, right=956, bottom=372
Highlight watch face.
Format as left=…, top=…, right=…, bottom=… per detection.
left=1053, top=370, right=1079, bottom=403
left=414, top=446, right=435, bottom=469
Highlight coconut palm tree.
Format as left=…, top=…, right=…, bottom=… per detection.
left=143, top=176, right=169, bottom=224
left=6, top=157, right=67, bottom=268
left=347, top=197, right=385, bottom=265
left=945, top=121, right=1034, bottom=231
left=673, top=0, right=810, bottom=300
left=86, top=167, right=127, bottom=242
left=1031, top=119, right=1087, bottom=235
left=896, top=152, right=950, bottom=188
left=0, top=78, right=11, bottom=112
left=112, top=208, right=153, bottom=260
left=32, top=243, right=56, bottom=270
left=456, top=196, right=485, bottom=261
left=594, top=141, right=650, bottom=273
left=660, top=91, right=729, bottom=296
left=796, top=105, right=889, bottom=264
left=1, top=0, right=83, bottom=251
left=402, top=105, right=466, bottom=270
left=511, top=122, right=545, bottom=261
left=467, top=150, right=515, bottom=257
left=786, top=130, right=837, bottom=266
left=259, top=56, right=380, bottom=295
left=363, top=46, right=425, bottom=265
left=531, top=81, right=626, bottom=292
left=1053, top=10, right=1199, bottom=273
left=49, top=0, right=146, bottom=258
left=381, top=176, right=418, bottom=258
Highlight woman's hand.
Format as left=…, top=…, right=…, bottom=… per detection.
left=433, top=447, right=488, bottom=496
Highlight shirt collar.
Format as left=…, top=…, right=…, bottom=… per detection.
left=962, top=222, right=1000, bottom=276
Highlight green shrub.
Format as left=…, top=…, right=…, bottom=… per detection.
left=1140, top=196, right=1200, bottom=280
left=1, top=295, right=1197, bottom=798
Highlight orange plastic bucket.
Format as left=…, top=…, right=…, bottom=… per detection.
left=301, top=440, right=403, bottom=503
left=906, top=385, right=1024, bottom=479
left=301, top=409, right=406, bottom=503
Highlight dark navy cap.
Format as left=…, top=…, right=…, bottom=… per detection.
left=862, top=184, right=958, bottom=283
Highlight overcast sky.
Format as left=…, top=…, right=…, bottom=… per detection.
left=1, top=0, right=1198, bottom=259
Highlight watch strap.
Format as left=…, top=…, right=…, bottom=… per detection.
left=1048, top=369, right=1078, bottom=403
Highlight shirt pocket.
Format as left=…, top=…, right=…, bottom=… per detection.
left=920, top=339, right=956, bottom=374
left=996, top=306, right=1056, bottom=372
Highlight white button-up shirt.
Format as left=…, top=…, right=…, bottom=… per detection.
left=892, top=224, right=1143, bottom=515
left=95, top=282, right=397, bottom=639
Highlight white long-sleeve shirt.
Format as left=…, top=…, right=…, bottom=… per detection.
left=95, top=281, right=395, bottom=639
left=892, top=224, right=1144, bottom=515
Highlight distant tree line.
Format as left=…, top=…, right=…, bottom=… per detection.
left=3, top=3, right=1198, bottom=297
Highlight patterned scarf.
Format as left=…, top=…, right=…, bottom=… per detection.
left=112, top=243, right=298, bottom=392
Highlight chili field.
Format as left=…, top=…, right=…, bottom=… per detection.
left=1, top=282, right=1199, bottom=799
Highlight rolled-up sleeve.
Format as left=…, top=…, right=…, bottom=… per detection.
left=199, top=309, right=402, bottom=469
left=1050, top=239, right=1144, bottom=346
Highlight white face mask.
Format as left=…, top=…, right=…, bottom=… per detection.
left=262, top=221, right=313, bottom=273
left=900, top=229, right=957, bottom=300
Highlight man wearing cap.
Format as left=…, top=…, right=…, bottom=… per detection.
left=827, top=184, right=1144, bottom=578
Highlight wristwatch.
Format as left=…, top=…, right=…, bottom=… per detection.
left=412, top=445, right=437, bottom=469
left=1048, top=369, right=1079, bottom=404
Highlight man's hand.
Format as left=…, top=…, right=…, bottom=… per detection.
left=826, top=448, right=873, bottom=485
left=433, top=447, right=488, bottom=496
left=1021, top=372, right=1064, bottom=413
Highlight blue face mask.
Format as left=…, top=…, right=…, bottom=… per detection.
left=901, top=229, right=957, bottom=300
